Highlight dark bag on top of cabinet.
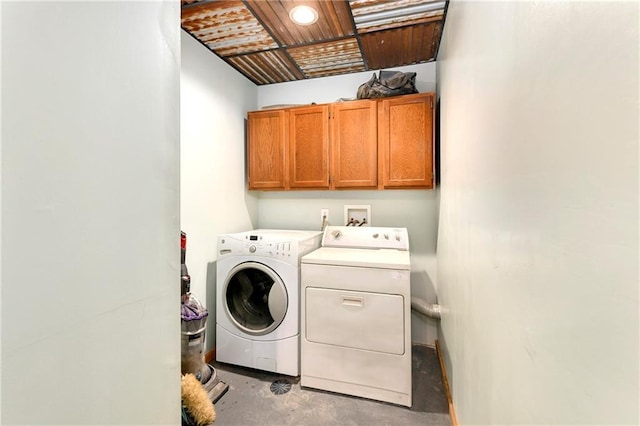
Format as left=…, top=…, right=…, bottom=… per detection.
left=356, top=70, right=418, bottom=99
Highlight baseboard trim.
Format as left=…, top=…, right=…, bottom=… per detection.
left=205, top=348, right=216, bottom=364
left=435, top=340, right=458, bottom=426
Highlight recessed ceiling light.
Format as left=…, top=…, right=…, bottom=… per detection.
left=289, top=5, right=318, bottom=26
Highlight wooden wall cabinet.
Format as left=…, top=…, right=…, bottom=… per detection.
left=247, top=109, right=287, bottom=190
left=247, top=93, right=434, bottom=191
left=287, top=101, right=377, bottom=190
left=289, top=105, right=330, bottom=189
left=331, top=100, right=378, bottom=189
left=378, top=93, right=434, bottom=189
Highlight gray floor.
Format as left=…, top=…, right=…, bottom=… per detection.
left=210, top=344, right=451, bottom=426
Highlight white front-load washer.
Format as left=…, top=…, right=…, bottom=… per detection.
left=216, top=229, right=321, bottom=376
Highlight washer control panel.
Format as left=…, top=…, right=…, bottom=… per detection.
left=217, top=230, right=322, bottom=261
left=243, top=235, right=295, bottom=258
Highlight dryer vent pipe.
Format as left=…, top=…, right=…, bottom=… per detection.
left=411, top=297, right=441, bottom=320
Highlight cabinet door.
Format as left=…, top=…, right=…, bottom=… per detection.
left=331, top=100, right=378, bottom=189
left=378, top=93, right=434, bottom=189
left=247, top=110, right=287, bottom=190
left=289, top=105, right=330, bottom=189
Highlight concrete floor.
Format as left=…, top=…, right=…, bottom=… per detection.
left=210, top=344, right=450, bottom=426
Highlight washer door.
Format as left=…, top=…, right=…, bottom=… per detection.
left=223, top=261, right=288, bottom=336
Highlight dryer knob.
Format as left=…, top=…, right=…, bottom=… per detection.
left=249, top=245, right=257, bottom=253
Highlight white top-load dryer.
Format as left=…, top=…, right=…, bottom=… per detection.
left=300, top=226, right=412, bottom=407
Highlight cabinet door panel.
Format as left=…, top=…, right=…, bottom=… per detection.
left=289, top=105, right=329, bottom=189
left=331, top=100, right=377, bottom=189
left=248, top=110, right=287, bottom=190
left=379, top=93, right=434, bottom=189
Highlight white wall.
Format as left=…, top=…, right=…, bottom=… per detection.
left=181, top=33, right=258, bottom=350
left=256, top=62, right=440, bottom=345
left=258, top=63, right=436, bottom=107
left=437, top=2, right=639, bottom=424
left=1, top=2, right=181, bottom=424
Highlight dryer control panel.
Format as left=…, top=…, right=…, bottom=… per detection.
left=321, top=226, right=409, bottom=251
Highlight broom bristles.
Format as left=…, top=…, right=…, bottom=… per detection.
left=182, top=373, right=216, bottom=425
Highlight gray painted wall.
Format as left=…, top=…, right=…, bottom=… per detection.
left=256, top=63, right=440, bottom=345
left=1, top=2, right=181, bottom=423
left=437, top=2, right=639, bottom=424
left=257, top=190, right=440, bottom=345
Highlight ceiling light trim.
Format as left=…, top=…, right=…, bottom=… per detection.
left=289, top=5, right=319, bottom=26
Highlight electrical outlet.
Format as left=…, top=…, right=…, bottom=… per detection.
left=320, top=208, right=329, bottom=221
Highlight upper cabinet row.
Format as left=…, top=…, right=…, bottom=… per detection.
left=247, top=92, right=434, bottom=191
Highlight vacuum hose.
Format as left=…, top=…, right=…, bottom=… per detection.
left=411, top=297, right=441, bottom=320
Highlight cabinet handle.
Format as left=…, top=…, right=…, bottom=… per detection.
left=342, top=297, right=364, bottom=307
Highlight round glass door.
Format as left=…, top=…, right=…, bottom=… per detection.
left=223, top=261, right=288, bottom=336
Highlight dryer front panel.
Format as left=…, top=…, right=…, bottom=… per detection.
left=305, top=287, right=405, bottom=355
left=223, top=261, right=288, bottom=336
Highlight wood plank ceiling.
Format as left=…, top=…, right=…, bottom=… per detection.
left=181, top=0, right=448, bottom=85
